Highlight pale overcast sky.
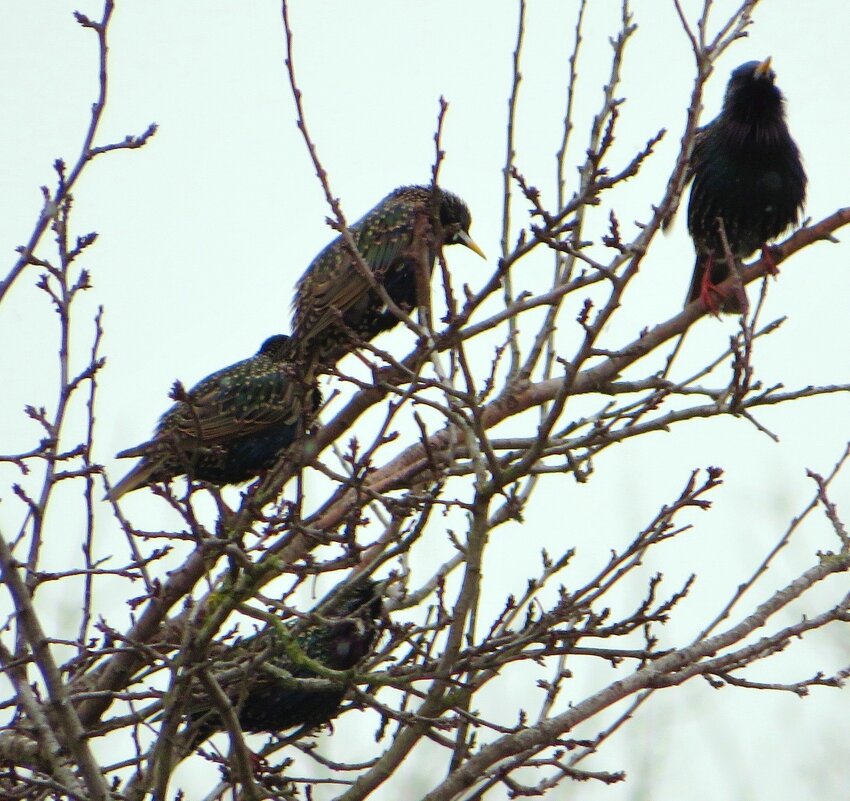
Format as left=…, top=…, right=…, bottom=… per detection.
left=1, top=2, right=849, bottom=799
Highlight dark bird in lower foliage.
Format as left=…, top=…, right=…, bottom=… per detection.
left=107, top=335, right=317, bottom=500
left=291, top=185, right=485, bottom=367
left=685, top=58, right=807, bottom=313
left=185, top=577, right=385, bottom=745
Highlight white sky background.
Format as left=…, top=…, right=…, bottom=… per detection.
left=1, top=1, right=849, bottom=799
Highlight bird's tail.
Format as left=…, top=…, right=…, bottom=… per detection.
left=104, top=459, right=158, bottom=501
left=686, top=254, right=744, bottom=315
left=685, top=254, right=710, bottom=307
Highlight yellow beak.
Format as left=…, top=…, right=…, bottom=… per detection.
left=457, top=230, right=486, bottom=260
left=755, top=57, right=773, bottom=78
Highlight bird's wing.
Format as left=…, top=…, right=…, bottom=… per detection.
left=294, top=251, right=374, bottom=343
left=172, top=365, right=302, bottom=443
left=685, top=124, right=708, bottom=185
left=295, top=206, right=418, bottom=343
left=114, top=360, right=307, bottom=460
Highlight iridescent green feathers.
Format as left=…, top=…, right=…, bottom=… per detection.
left=292, top=185, right=483, bottom=365
left=110, top=185, right=481, bottom=498
left=107, top=335, right=314, bottom=499
left=185, top=577, right=386, bottom=742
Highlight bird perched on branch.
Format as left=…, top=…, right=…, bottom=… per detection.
left=291, top=185, right=484, bottom=367
left=684, top=58, right=806, bottom=313
left=107, top=335, right=317, bottom=500
left=183, top=576, right=386, bottom=745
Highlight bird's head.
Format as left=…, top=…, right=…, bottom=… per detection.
left=438, top=190, right=486, bottom=259
left=730, top=57, right=775, bottom=87
left=257, top=334, right=291, bottom=358
left=311, top=576, right=388, bottom=668
left=723, top=58, right=785, bottom=125
left=319, top=576, right=387, bottom=623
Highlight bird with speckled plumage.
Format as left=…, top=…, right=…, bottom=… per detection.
left=291, top=185, right=484, bottom=367
left=685, top=58, right=807, bottom=313
left=107, top=335, right=317, bottom=499
left=182, top=577, right=385, bottom=746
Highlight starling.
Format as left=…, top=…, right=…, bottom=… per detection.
left=685, top=58, right=807, bottom=313
left=185, top=577, right=385, bottom=744
left=107, top=335, right=317, bottom=500
left=291, top=185, right=484, bottom=366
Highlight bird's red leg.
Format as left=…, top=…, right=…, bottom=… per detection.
left=699, top=254, right=723, bottom=314
left=761, top=244, right=779, bottom=276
